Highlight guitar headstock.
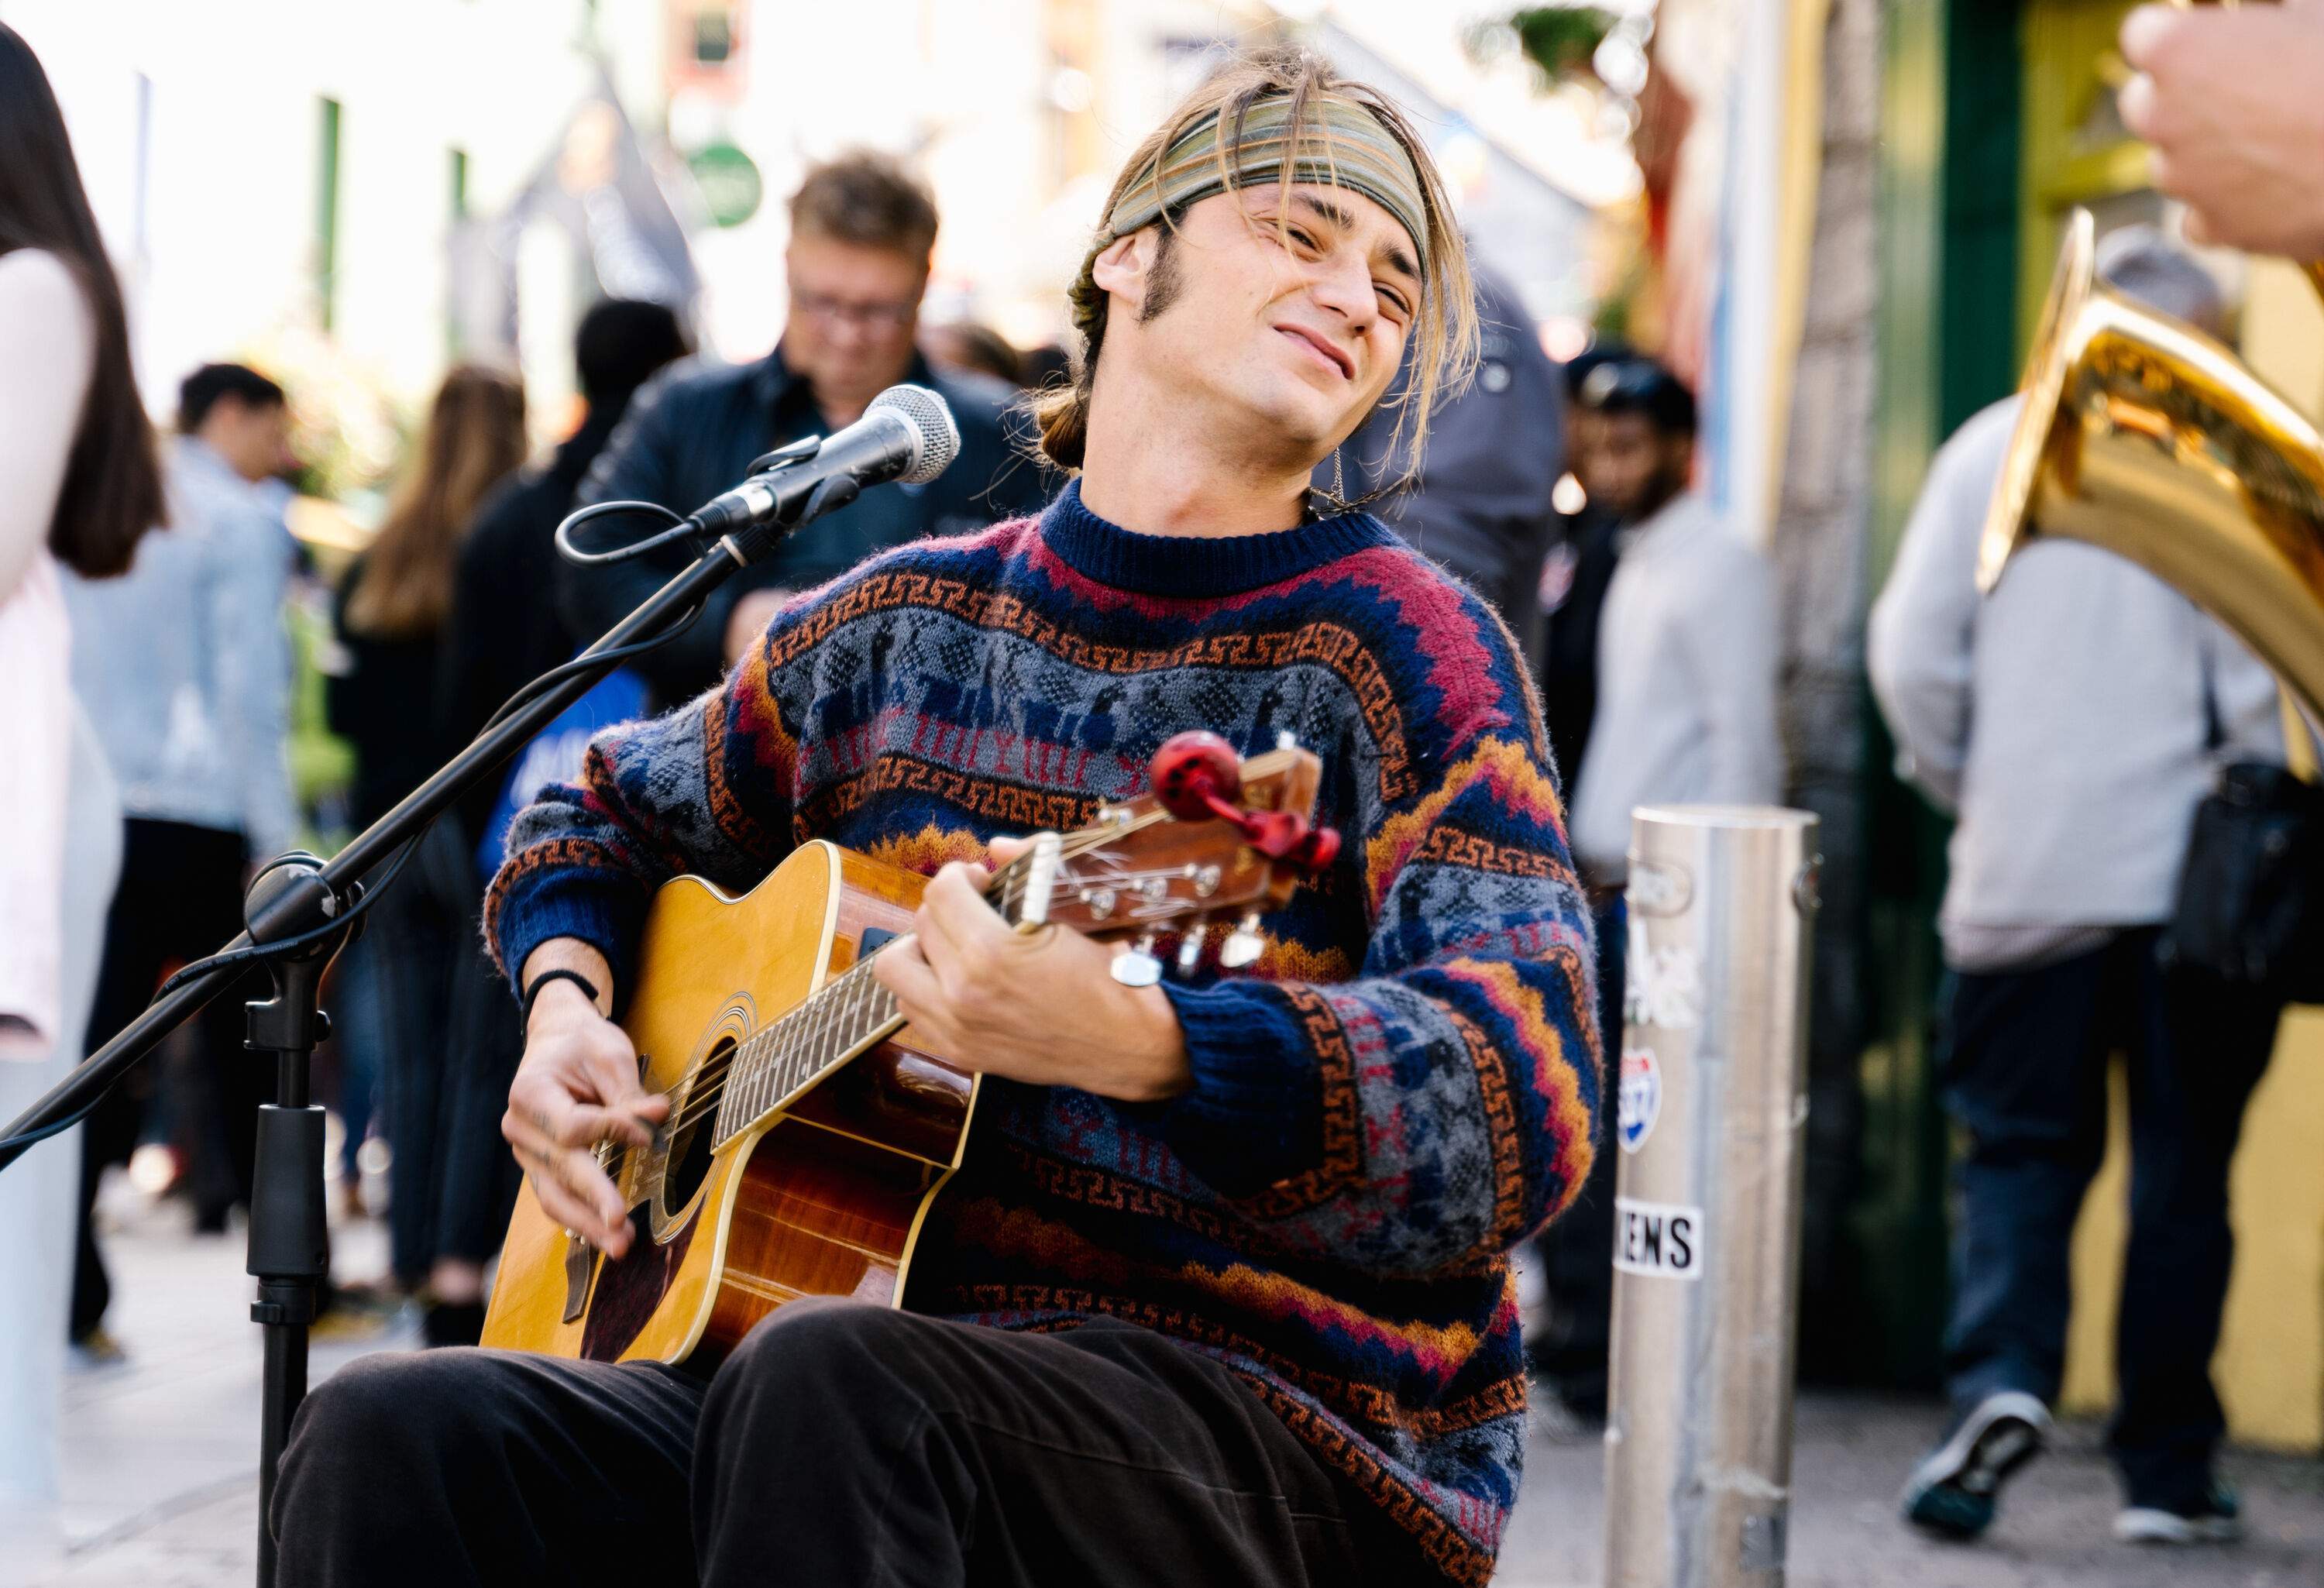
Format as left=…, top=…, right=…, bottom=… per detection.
left=986, top=733, right=1332, bottom=983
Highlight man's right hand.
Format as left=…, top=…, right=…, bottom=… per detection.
left=2119, top=2, right=2324, bottom=260
left=502, top=961, right=668, bottom=1257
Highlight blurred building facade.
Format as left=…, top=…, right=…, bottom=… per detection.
left=9, top=1, right=1614, bottom=445
left=5, top=0, right=671, bottom=447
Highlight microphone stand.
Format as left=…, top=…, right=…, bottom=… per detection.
left=0, top=486, right=837, bottom=1588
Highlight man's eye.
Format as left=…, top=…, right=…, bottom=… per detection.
left=1378, top=287, right=1412, bottom=318
left=1287, top=227, right=1318, bottom=250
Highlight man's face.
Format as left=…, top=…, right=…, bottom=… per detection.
left=783, top=233, right=928, bottom=416
left=204, top=397, right=292, bottom=485
left=1097, top=182, right=1421, bottom=465
left=1583, top=411, right=1690, bottom=521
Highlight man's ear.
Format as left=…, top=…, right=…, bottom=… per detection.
left=1088, top=231, right=1151, bottom=321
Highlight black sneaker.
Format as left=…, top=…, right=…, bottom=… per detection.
left=1900, top=1390, right=2051, bottom=1540
left=2115, top=1480, right=2243, bottom=1545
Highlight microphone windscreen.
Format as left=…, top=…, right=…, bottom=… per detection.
left=869, top=384, right=961, bottom=485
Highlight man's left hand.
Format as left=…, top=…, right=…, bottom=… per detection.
left=870, top=839, right=1193, bottom=1103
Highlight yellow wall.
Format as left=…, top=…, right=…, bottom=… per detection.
left=2064, top=1015, right=2324, bottom=1450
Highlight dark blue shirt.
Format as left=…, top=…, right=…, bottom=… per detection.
left=561, top=345, right=1054, bottom=703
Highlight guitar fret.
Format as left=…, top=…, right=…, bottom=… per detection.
left=731, top=1038, right=754, bottom=1136
left=774, top=1016, right=798, bottom=1108
left=804, top=994, right=828, bottom=1085
left=837, top=969, right=868, bottom=1063
left=807, top=986, right=834, bottom=1084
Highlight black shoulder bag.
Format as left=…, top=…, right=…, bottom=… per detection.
left=2160, top=669, right=2324, bottom=1002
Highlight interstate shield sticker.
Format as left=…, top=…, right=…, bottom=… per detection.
left=1617, top=1045, right=1662, bottom=1154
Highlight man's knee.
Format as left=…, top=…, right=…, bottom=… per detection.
left=706, top=1301, right=935, bottom=1444
left=719, top=1299, right=903, bottom=1390
left=284, top=1350, right=501, bottom=1484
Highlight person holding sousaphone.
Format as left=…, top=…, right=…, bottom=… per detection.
left=1873, top=230, right=2297, bottom=1547
left=270, top=50, right=1601, bottom=1588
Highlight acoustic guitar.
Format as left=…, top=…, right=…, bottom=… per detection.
left=480, top=732, right=1333, bottom=1366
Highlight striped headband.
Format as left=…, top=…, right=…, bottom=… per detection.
left=1069, top=92, right=1431, bottom=334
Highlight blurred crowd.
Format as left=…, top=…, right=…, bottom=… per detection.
left=0, top=9, right=2309, bottom=1557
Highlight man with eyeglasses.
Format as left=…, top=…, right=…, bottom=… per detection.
left=562, top=150, right=1050, bottom=705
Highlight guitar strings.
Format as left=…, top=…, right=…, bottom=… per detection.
left=647, top=851, right=1212, bottom=1141
left=613, top=812, right=1188, bottom=1143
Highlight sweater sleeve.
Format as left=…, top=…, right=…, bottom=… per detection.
left=1147, top=650, right=1604, bottom=1280
left=482, top=615, right=801, bottom=997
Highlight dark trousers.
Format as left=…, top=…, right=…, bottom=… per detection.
left=1938, top=928, right=2279, bottom=1507
left=1530, top=890, right=1624, bottom=1410
left=328, top=820, right=476, bottom=1285
left=273, top=1301, right=1414, bottom=1586
left=74, top=817, right=260, bottom=1338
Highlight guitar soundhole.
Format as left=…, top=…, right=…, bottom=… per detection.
left=660, top=1034, right=736, bottom=1218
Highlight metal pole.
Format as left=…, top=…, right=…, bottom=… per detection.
left=1603, top=804, right=1819, bottom=1588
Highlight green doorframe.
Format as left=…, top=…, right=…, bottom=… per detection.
left=1855, top=0, right=2023, bottom=1388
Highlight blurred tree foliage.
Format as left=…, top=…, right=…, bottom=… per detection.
left=1470, top=6, right=1619, bottom=87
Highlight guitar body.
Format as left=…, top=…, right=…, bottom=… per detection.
left=480, top=840, right=977, bottom=1366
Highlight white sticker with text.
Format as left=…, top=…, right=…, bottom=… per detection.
left=1613, top=1195, right=1703, bottom=1280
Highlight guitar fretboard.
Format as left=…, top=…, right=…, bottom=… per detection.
left=709, top=847, right=1048, bottom=1146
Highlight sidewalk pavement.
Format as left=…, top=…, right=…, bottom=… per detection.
left=24, top=1185, right=2322, bottom=1588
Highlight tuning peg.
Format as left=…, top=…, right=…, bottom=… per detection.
left=1176, top=919, right=1209, bottom=974
left=1219, top=910, right=1265, bottom=969
left=1110, top=931, right=1163, bottom=987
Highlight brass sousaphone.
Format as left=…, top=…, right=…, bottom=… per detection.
left=1978, top=208, right=2324, bottom=719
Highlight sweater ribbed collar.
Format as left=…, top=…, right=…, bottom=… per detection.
left=1037, top=479, right=1396, bottom=599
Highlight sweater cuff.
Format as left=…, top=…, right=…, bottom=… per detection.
left=489, top=866, right=646, bottom=1007
left=1142, top=979, right=1326, bottom=1196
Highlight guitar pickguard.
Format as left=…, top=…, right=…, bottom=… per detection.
left=579, top=1201, right=700, bottom=1362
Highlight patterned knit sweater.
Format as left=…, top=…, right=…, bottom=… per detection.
left=486, top=481, right=1603, bottom=1584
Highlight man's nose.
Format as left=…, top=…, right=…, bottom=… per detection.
left=1307, top=253, right=1375, bottom=329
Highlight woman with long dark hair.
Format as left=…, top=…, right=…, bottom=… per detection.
left=327, top=363, right=526, bottom=1335
left=0, top=19, right=165, bottom=1556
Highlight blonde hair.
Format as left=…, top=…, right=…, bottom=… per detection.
left=345, top=363, right=528, bottom=638
left=1032, top=49, right=1477, bottom=493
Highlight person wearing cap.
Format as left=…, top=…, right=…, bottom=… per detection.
left=1566, top=361, right=1783, bottom=895
left=272, top=51, right=1599, bottom=1588
left=1872, top=226, right=2286, bottom=1547
left=1549, top=359, right=1783, bottom=1415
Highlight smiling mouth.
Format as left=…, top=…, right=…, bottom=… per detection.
left=1276, top=324, right=1353, bottom=380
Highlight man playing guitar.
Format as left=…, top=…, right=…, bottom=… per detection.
left=274, top=50, right=1601, bottom=1588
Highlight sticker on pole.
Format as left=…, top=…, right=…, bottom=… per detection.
left=1617, top=1046, right=1661, bottom=1154
left=1613, top=1195, right=1703, bottom=1280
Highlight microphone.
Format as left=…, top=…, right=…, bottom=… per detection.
left=688, top=383, right=961, bottom=537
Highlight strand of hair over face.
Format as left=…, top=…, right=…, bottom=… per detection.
left=1030, top=50, right=1479, bottom=500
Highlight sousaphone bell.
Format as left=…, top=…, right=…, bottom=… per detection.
left=1978, top=208, right=2324, bottom=718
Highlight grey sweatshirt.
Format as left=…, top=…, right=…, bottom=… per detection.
left=1569, top=491, right=1784, bottom=882
left=1868, top=396, right=2284, bottom=969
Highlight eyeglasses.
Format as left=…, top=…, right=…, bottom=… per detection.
left=789, top=286, right=919, bottom=330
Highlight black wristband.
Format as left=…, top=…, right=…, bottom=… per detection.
left=522, top=968, right=604, bottom=1026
